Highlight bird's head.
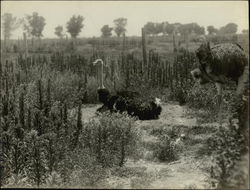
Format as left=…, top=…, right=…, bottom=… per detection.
left=180, top=133, right=186, bottom=139
left=154, top=97, right=161, bottom=106
left=93, top=59, right=104, bottom=66
left=190, top=68, right=209, bottom=85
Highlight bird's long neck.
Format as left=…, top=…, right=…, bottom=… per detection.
left=96, top=59, right=104, bottom=89
left=93, top=59, right=105, bottom=89
left=100, top=61, right=104, bottom=89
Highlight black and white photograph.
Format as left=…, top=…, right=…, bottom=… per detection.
left=0, top=1, right=249, bottom=189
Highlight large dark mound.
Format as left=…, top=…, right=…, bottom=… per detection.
left=97, top=89, right=162, bottom=120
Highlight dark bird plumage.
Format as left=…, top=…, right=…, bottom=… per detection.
left=192, top=42, right=247, bottom=85
left=190, top=42, right=248, bottom=123
left=97, top=88, right=162, bottom=120
left=93, top=58, right=162, bottom=120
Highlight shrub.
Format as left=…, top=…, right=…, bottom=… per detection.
left=24, top=130, right=48, bottom=187
left=51, top=70, right=81, bottom=107
left=153, top=134, right=179, bottom=162
left=5, top=174, right=30, bottom=188
left=209, top=124, right=245, bottom=188
left=169, top=85, right=187, bottom=105
left=64, top=148, right=108, bottom=188
left=80, top=112, right=140, bottom=167
left=186, top=82, right=218, bottom=110
left=45, top=171, right=62, bottom=188
left=149, top=125, right=187, bottom=162
left=85, top=76, right=98, bottom=103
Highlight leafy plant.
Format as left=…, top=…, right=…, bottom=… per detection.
left=153, top=134, right=179, bottom=162
left=209, top=124, right=245, bottom=188
left=24, top=130, right=48, bottom=187
left=80, top=112, right=140, bottom=167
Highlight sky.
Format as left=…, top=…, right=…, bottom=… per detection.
left=1, top=1, right=249, bottom=39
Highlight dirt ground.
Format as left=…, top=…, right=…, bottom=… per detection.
left=78, top=102, right=218, bottom=189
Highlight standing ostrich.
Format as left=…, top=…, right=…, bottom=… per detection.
left=190, top=42, right=248, bottom=122
left=93, top=59, right=162, bottom=120
left=191, top=42, right=248, bottom=100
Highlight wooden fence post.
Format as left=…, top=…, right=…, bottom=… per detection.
left=23, top=33, right=28, bottom=58
left=121, top=33, right=126, bottom=74
left=173, top=28, right=177, bottom=52
left=23, top=32, right=29, bottom=82
left=141, top=28, right=147, bottom=74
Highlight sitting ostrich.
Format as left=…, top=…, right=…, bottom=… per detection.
left=93, top=59, right=162, bottom=120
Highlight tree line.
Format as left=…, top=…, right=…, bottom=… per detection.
left=1, top=12, right=248, bottom=43
left=143, top=21, right=245, bottom=36
left=1, top=12, right=128, bottom=41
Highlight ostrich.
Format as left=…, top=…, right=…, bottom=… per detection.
left=93, top=59, right=162, bottom=120
left=191, top=42, right=248, bottom=99
left=190, top=42, right=248, bottom=122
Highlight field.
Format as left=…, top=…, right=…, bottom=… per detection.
left=76, top=103, right=212, bottom=189
left=0, top=33, right=249, bottom=189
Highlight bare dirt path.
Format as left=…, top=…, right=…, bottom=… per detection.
left=80, top=102, right=213, bottom=189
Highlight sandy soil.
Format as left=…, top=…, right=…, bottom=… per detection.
left=80, top=102, right=214, bottom=189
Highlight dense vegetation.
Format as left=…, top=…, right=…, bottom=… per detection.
left=0, top=27, right=249, bottom=188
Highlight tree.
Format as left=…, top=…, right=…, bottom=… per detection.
left=24, top=12, right=46, bottom=39
left=207, top=25, right=218, bottom=35
left=193, top=25, right=205, bottom=35
left=172, top=23, right=182, bottom=33
left=164, top=23, right=175, bottom=35
left=179, top=23, right=205, bottom=49
left=178, top=23, right=192, bottom=49
left=2, top=13, right=19, bottom=40
left=179, top=23, right=204, bottom=36
left=54, top=25, right=64, bottom=38
left=153, top=23, right=163, bottom=36
left=172, top=23, right=182, bottom=52
left=113, top=18, right=127, bottom=37
left=144, top=22, right=155, bottom=35
left=101, top=25, right=113, bottom=37
left=219, top=23, right=238, bottom=34
left=66, top=15, right=84, bottom=38
left=144, top=22, right=164, bottom=36
left=1, top=13, right=19, bottom=50
left=242, top=29, right=248, bottom=34
left=162, top=22, right=169, bottom=35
